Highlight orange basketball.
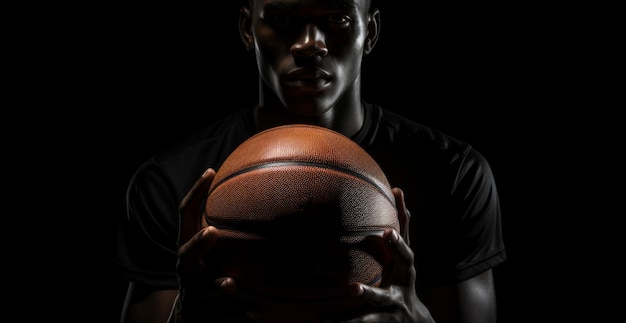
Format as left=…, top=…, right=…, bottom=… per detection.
left=203, top=124, right=399, bottom=316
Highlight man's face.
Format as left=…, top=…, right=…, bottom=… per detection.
left=250, top=0, right=371, bottom=116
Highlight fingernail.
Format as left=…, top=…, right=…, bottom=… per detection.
left=388, top=229, right=399, bottom=244
left=350, top=283, right=364, bottom=297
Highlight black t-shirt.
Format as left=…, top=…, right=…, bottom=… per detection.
left=113, top=101, right=506, bottom=291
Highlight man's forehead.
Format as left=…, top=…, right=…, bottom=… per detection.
left=255, top=0, right=364, bottom=10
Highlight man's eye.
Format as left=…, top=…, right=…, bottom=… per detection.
left=268, top=14, right=292, bottom=26
left=327, top=15, right=351, bottom=26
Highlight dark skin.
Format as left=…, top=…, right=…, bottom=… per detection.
left=121, top=0, right=497, bottom=322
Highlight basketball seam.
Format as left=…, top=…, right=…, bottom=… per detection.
left=202, top=225, right=386, bottom=237
left=210, top=161, right=395, bottom=205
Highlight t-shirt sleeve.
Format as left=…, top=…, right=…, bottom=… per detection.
left=451, top=146, right=506, bottom=282
left=112, top=158, right=180, bottom=288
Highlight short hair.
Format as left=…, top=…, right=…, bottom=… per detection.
left=247, top=0, right=374, bottom=11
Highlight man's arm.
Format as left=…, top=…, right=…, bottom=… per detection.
left=421, top=269, right=497, bottom=323
left=120, top=282, right=178, bottom=323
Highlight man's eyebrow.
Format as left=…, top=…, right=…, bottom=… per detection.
left=326, top=0, right=357, bottom=10
left=263, top=2, right=295, bottom=11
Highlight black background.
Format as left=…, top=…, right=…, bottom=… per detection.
left=21, top=2, right=614, bottom=322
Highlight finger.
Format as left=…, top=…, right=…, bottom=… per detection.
left=345, top=283, right=407, bottom=323
left=177, top=225, right=220, bottom=276
left=217, top=277, right=237, bottom=295
left=340, top=314, right=383, bottom=323
left=349, top=282, right=392, bottom=308
left=382, top=228, right=415, bottom=286
left=179, top=168, right=215, bottom=246
left=392, top=187, right=410, bottom=244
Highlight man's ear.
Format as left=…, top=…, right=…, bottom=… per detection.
left=364, top=8, right=381, bottom=54
left=239, top=6, right=254, bottom=51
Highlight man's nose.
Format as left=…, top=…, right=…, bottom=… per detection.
left=291, top=24, right=329, bottom=58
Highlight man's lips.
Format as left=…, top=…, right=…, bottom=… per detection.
left=285, top=68, right=332, bottom=87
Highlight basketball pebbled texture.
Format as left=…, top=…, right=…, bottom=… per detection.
left=203, top=124, right=399, bottom=306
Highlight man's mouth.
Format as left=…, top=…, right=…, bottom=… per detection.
left=285, top=68, right=332, bottom=89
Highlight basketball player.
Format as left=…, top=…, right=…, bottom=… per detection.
left=114, top=0, right=506, bottom=322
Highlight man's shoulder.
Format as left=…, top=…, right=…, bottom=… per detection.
left=158, top=108, right=253, bottom=157
left=367, top=103, right=472, bottom=155
left=138, top=107, right=255, bottom=181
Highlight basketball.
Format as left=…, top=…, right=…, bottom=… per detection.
left=203, top=124, right=399, bottom=317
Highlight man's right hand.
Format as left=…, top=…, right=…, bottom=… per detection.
left=174, top=168, right=258, bottom=322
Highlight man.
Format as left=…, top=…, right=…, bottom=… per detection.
left=114, top=0, right=506, bottom=321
